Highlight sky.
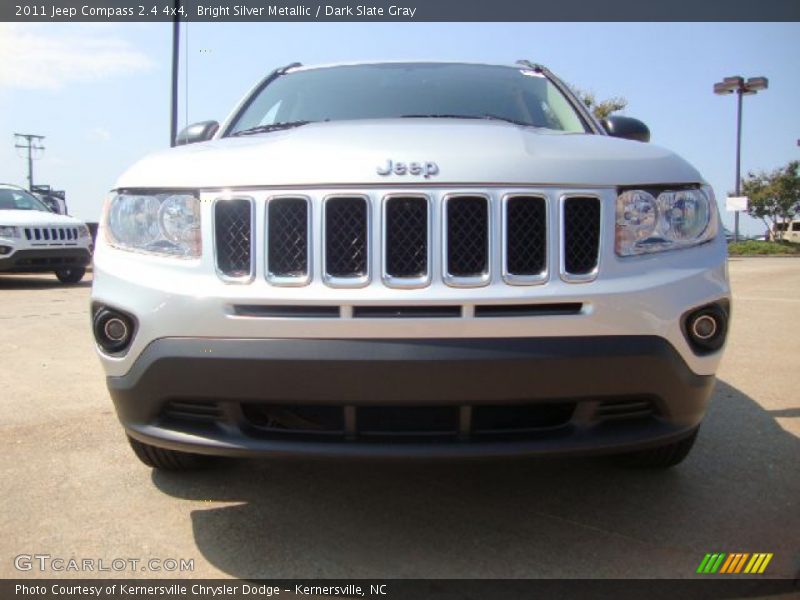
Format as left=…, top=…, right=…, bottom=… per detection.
left=1, top=21, right=798, bottom=235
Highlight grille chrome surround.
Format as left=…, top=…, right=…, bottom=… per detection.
left=213, top=197, right=255, bottom=283
left=560, top=194, right=601, bottom=283
left=23, top=227, right=79, bottom=244
left=501, top=194, right=548, bottom=285
left=442, top=193, right=491, bottom=288
left=208, top=188, right=606, bottom=288
left=265, top=195, right=312, bottom=286
left=381, top=194, right=432, bottom=289
left=322, top=195, right=371, bottom=288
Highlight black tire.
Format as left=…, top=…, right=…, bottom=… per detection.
left=615, top=429, right=699, bottom=469
left=127, top=435, right=208, bottom=470
left=55, top=267, right=86, bottom=284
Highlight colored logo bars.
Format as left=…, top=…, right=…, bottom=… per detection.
left=697, top=553, right=773, bottom=574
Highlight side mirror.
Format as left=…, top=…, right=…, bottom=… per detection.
left=602, top=116, right=650, bottom=143
left=175, top=120, right=219, bottom=146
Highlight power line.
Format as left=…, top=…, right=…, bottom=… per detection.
left=13, top=133, right=45, bottom=191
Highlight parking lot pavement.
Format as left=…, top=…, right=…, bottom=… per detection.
left=1, top=259, right=798, bottom=580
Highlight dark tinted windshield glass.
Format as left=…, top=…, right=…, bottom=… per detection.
left=0, top=188, right=51, bottom=211
left=228, top=63, right=588, bottom=135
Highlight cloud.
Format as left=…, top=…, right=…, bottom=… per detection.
left=0, top=24, right=153, bottom=90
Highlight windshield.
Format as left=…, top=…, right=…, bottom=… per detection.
left=227, top=63, right=589, bottom=135
left=0, top=188, right=51, bottom=212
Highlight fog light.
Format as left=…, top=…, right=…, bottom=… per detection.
left=684, top=302, right=728, bottom=354
left=0, top=245, right=11, bottom=255
left=691, top=315, right=717, bottom=340
left=93, top=307, right=135, bottom=353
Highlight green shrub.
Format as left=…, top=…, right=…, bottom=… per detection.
left=728, top=240, right=800, bottom=256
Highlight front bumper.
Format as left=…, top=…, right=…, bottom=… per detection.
left=113, top=335, right=714, bottom=458
left=0, top=248, right=91, bottom=273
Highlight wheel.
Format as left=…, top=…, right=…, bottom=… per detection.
left=127, top=435, right=208, bottom=470
left=615, top=429, right=699, bottom=469
left=55, top=267, right=86, bottom=284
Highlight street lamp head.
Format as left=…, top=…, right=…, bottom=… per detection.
left=713, top=75, right=769, bottom=95
left=745, top=76, right=768, bottom=91
left=714, top=82, right=735, bottom=95
left=713, top=76, right=743, bottom=95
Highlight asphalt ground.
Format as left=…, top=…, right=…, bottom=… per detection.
left=1, top=258, right=798, bottom=580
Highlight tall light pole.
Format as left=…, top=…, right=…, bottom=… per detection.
left=714, top=75, right=768, bottom=242
left=14, top=133, right=45, bottom=191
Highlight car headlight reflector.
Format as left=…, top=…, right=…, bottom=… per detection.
left=106, top=192, right=200, bottom=257
left=616, top=185, right=718, bottom=256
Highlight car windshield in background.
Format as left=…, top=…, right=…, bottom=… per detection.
left=227, top=63, right=589, bottom=135
left=0, top=188, right=51, bottom=211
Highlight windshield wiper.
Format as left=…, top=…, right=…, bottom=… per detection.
left=401, top=114, right=483, bottom=120
left=480, top=114, right=534, bottom=127
left=401, top=113, right=535, bottom=127
left=230, top=120, right=313, bottom=136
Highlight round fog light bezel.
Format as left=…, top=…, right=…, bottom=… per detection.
left=93, top=307, right=136, bottom=354
left=691, top=314, right=717, bottom=340
left=684, top=302, right=728, bottom=354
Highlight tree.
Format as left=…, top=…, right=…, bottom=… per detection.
left=572, top=88, right=628, bottom=120
left=742, top=161, right=800, bottom=240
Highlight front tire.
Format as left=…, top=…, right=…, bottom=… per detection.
left=55, top=267, right=86, bottom=284
left=615, top=429, right=699, bottom=469
left=127, top=435, right=209, bottom=470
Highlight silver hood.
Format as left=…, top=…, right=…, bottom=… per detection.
left=115, top=119, right=703, bottom=189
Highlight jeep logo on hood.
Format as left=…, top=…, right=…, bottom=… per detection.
left=377, top=159, right=439, bottom=178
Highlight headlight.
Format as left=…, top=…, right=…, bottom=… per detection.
left=105, top=192, right=201, bottom=257
left=78, top=225, right=91, bottom=239
left=0, top=225, right=19, bottom=239
left=616, top=185, right=718, bottom=256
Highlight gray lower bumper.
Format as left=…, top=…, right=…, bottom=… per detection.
left=0, top=248, right=91, bottom=272
left=108, top=336, right=714, bottom=458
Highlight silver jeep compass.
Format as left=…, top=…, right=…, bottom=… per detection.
left=91, top=61, right=730, bottom=469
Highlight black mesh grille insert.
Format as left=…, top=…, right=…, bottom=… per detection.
left=325, top=197, right=368, bottom=278
left=506, top=196, right=547, bottom=276
left=215, top=199, right=252, bottom=278
left=563, top=197, right=600, bottom=275
left=268, top=198, right=308, bottom=277
left=446, top=196, right=488, bottom=277
left=385, top=196, right=428, bottom=278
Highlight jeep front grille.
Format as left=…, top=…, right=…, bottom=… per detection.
left=214, top=198, right=253, bottom=280
left=562, top=196, right=601, bottom=279
left=324, top=196, right=369, bottom=283
left=267, top=197, right=310, bottom=283
left=210, top=188, right=604, bottom=288
left=23, top=227, right=79, bottom=244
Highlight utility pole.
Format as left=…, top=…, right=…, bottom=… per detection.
left=14, top=133, right=45, bottom=191
left=170, top=0, right=180, bottom=147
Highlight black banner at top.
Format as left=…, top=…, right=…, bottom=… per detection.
left=3, top=0, right=800, bottom=22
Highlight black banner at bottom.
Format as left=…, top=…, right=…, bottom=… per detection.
left=3, top=579, right=799, bottom=600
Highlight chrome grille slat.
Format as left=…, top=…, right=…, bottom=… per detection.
left=383, top=195, right=430, bottom=287
left=267, top=196, right=310, bottom=284
left=323, top=196, right=370, bottom=286
left=503, top=195, right=547, bottom=284
left=214, top=198, right=254, bottom=281
left=444, top=195, right=490, bottom=286
left=562, top=195, right=601, bottom=282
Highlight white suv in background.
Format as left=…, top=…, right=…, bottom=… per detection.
left=0, top=183, right=93, bottom=283
left=92, top=61, right=730, bottom=470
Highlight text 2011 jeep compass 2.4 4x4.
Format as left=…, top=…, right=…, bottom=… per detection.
left=92, top=62, right=730, bottom=470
